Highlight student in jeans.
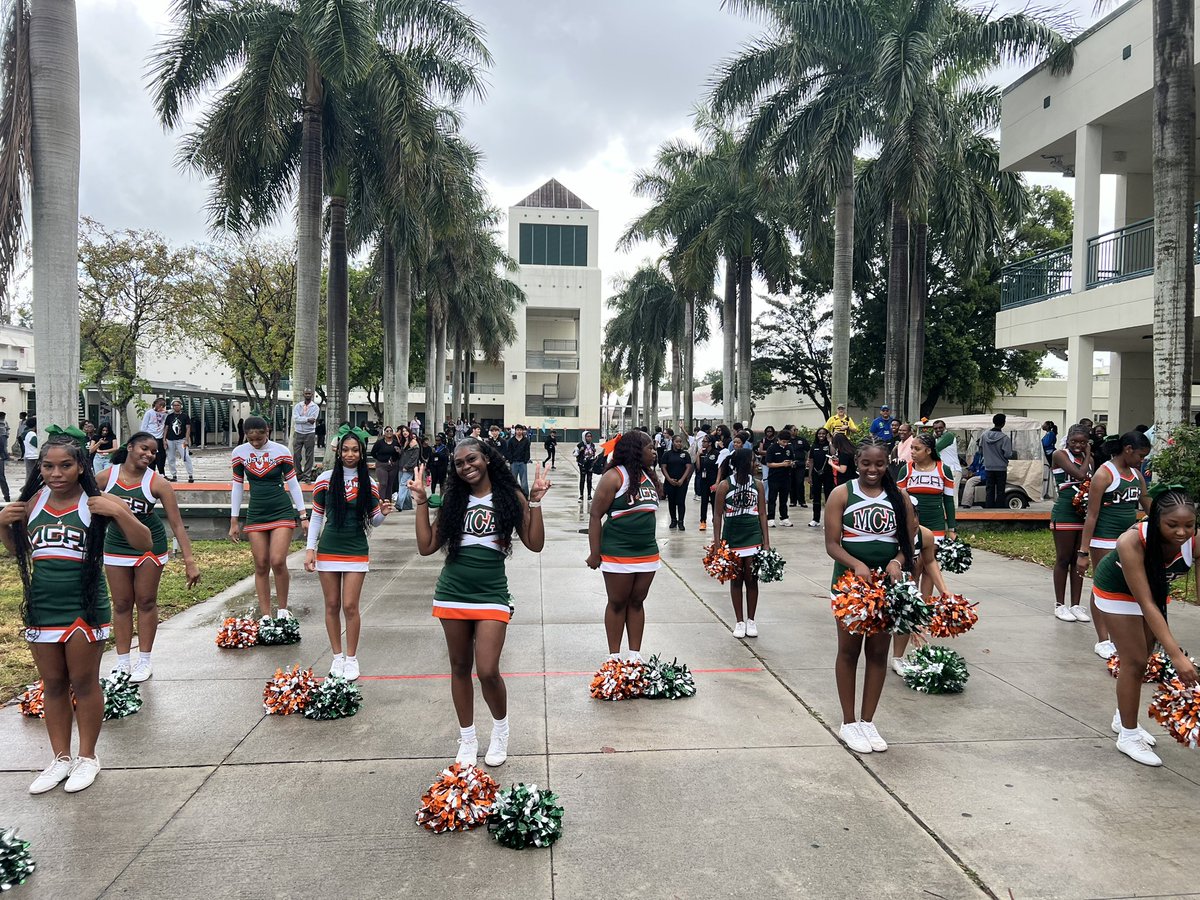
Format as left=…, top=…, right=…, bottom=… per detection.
left=980, top=413, right=1017, bottom=508
left=163, top=399, right=195, bottom=483
left=660, top=434, right=694, bottom=530
left=507, top=424, right=532, bottom=493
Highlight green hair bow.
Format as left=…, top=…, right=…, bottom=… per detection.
left=45, top=424, right=88, bottom=448
left=335, top=424, right=371, bottom=447
left=1148, top=482, right=1187, bottom=500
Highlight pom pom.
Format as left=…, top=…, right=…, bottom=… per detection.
left=17, top=683, right=43, bottom=718
left=927, top=594, right=980, bottom=638
left=885, top=574, right=934, bottom=635
left=642, top=654, right=697, bottom=700
left=487, top=783, right=565, bottom=849
left=752, top=547, right=786, bottom=583
left=303, top=676, right=363, bottom=720
left=589, top=658, right=644, bottom=701
left=902, top=645, right=970, bottom=694
left=101, top=670, right=143, bottom=720
left=830, top=571, right=890, bottom=636
left=262, top=665, right=318, bottom=715
left=0, top=827, right=35, bottom=892
left=256, top=614, right=301, bottom=645
left=1149, top=677, right=1200, bottom=748
left=215, top=616, right=259, bottom=649
left=933, top=537, right=973, bottom=574
left=703, top=541, right=740, bottom=584
left=415, top=763, right=498, bottom=833
left=1108, top=647, right=1193, bottom=684
left=1071, top=480, right=1090, bottom=515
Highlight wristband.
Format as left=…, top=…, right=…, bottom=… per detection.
left=1076, top=551, right=1089, bottom=557
left=528, top=501, right=542, bottom=508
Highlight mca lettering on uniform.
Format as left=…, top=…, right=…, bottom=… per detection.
left=120, top=496, right=152, bottom=516
left=853, top=507, right=895, bottom=534
left=464, top=507, right=496, bottom=535
left=636, top=483, right=658, bottom=503
left=30, top=523, right=86, bottom=550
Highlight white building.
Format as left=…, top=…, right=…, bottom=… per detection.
left=467, top=179, right=602, bottom=437
left=996, top=0, right=1200, bottom=431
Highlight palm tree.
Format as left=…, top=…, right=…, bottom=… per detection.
left=0, top=0, right=80, bottom=435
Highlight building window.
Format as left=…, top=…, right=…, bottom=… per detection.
left=519, top=223, right=587, bottom=266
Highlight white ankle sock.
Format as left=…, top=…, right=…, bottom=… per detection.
left=138, top=651, right=152, bottom=663
left=1120, top=725, right=1141, bottom=741
left=345, top=655, right=356, bottom=663
left=492, top=716, right=509, bottom=737
left=460, top=725, right=477, bottom=744
left=606, top=652, right=620, bottom=662
left=334, top=652, right=345, bottom=660
left=116, top=653, right=131, bottom=668
left=627, top=650, right=643, bottom=663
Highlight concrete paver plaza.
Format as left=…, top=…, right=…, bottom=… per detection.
left=4, top=463, right=1200, bottom=899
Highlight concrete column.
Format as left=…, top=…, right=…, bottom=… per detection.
left=1071, top=124, right=1103, bottom=292
left=1066, top=334, right=1095, bottom=426
left=1113, top=174, right=1128, bottom=230
left=1107, top=351, right=1154, bottom=434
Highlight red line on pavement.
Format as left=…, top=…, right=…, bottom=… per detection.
left=358, top=666, right=762, bottom=681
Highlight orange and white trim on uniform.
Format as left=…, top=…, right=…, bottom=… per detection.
left=103, top=550, right=169, bottom=568
left=244, top=518, right=299, bottom=533
left=727, top=542, right=761, bottom=559
left=599, top=552, right=662, bottom=573
left=315, top=551, right=370, bottom=573
left=1050, top=520, right=1083, bottom=532
left=432, top=598, right=512, bottom=623
left=25, top=618, right=112, bottom=643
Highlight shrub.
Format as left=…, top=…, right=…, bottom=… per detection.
left=1151, top=425, right=1200, bottom=502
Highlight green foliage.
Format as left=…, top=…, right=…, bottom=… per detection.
left=751, top=272, right=834, bottom=418
left=1007, top=185, right=1074, bottom=261
left=1151, top=425, right=1200, bottom=504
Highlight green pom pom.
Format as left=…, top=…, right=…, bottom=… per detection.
left=753, top=548, right=786, bottom=583
left=934, top=538, right=973, bottom=574
left=902, top=645, right=970, bottom=694
left=0, top=827, right=35, bottom=891
left=303, top=676, right=364, bottom=720
left=642, top=655, right=697, bottom=700
left=257, top=615, right=302, bottom=645
left=427, top=493, right=443, bottom=508
left=101, top=670, right=143, bottom=720
left=487, top=783, right=564, bottom=849
left=885, top=575, right=934, bottom=635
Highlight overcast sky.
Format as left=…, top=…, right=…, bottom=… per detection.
left=80, top=0, right=1102, bottom=379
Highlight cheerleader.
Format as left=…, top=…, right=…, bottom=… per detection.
left=1077, top=430, right=1152, bottom=659
left=1092, top=488, right=1199, bottom=766
left=100, top=432, right=201, bottom=683
left=304, top=428, right=393, bottom=681
left=0, top=432, right=152, bottom=794
left=712, top=448, right=769, bottom=638
left=229, top=416, right=308, bottom=618
left=891, top=433, right=956, bottom=672
left=1050, top=425, right=1092, bottom=621
left=824, top=437, right=917, bottom=754
left=412, top=442, right=551, bottom=767
left=586, top=431, right=663, bottom=663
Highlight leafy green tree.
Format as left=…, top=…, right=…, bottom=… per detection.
left=1007, top=185, right=1073, bottom=261
left=751, top=286, right=835, bottom=420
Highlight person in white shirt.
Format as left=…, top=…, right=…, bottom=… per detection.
left=21, top=415, right=38, bottom=479
left=292, top=388, right=320, bottom=481
left=931, top=419, right=962, bottom=480
left=140, top=397, right=168, bottom=474
left=408, top=417, right=421, bottom=437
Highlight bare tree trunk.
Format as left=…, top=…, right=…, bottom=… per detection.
left=450, top=331, right=463, bottom=423
left=722, top=257, right=737, bottom=424
left=642, top=367, right=652, bottom=432
left=629, top=372, right=639, bottom=429
left=29, top=0, right=80, bottom=438
left=884, top=202, right=909, bottom=416
left=382, top=237, right=402, bottom=427
left=1152, top=0, right=1196, bottom=436
left=323, top=194, right=348, bottom=466
left=670, top=339, right=681, bottom=426
left=291, top=60, right=323, bottom=431
left=683, top=293, right=695, bottom=430
left=737, top=251, right=752, bottom=426
left=433, top=314, right=447, bottom=431
left=424, top=300, right=436, bottom=431
left=906, top=220, right=928, bottom=421
left=394, top=255, right=412, bottom=427
left=463, top=351, right=472, bottom=422
left=831, top=169, right=854, bottom=413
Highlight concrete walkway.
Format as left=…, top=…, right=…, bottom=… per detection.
left=3, top=466, right=1200, bottom=899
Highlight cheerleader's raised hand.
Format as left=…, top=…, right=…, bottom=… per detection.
left=407, top=463, right=428, bottom=505
left=529, top=461, right=552, bottom=502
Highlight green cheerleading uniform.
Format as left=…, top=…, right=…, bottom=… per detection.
left=24, top=487, right=111, bottom=642
left=307, top=470, right=384, bottom=572
left=1049, top=451, right=1087, bottom=531
left=599, top=465, right=661, bottom=573
left=1093, top=522, right=1195, bottom=616
left=102, top=467, right=169, bottom=566
left=1091, top=460, right=1143, bottom=549
left=831, top=479, right=899, bottom=587
left=721, top=476, right=763, bottom=557
left=230, top=440, right=306, bottom=531
left=432, top=493, right=514, bottom=622
left=898, top=461, right=955, bottom=538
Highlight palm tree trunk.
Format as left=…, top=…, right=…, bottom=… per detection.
left=463, top=350, right=472, bottom=421
left=382, top=236, right=401, bottom=427
left=722, top=257, right=737, bottom=423
left=1151, top=0, right=1196, bottom=435
left=291, top=60, right=323, bottom=430
left=683, top=294, right=695, bottom=430
left=29, top=0, right=80, bottom=437
left=906, top=220, right=928, bottom=421
left=433, top=314, right=447, bottom=431
left=324, top=193, right=348, bottom=464
left=450, top=331, right=463, bottom=424
left=629, top=372, right=639, bottom=429
left=642, top=366, right=652, bottom=432
left=395, top=252, right=412, bottom=425
left=884, top=202, right=909, bottom=416
left=670, top=339, right=681, bottom=426
left=737, top=250, right=753, bottom=426
left=424, top=300, right=436, bottom=430
left=830, top=169, right=854, bottom=414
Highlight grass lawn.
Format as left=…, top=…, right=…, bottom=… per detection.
left=0, top=541, right=271, bottom=702
left=960, top=529, right=1056, bottom=569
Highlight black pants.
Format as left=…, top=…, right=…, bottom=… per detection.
left=791, top=468, right=806, bottom=505
left=376, top=460, right=399, bottom=501
left=810, top=475, right=834, bottom=522
left=0, top=454, right=9, bottom=501
left=543, top=446, right=556, bottom=467
left=155, top=438, right=166, bottom=475
left=430, top=466, right=447, bottom=494
left=697, top=479, right=715, bottom=522
left=768, top=478, right=789, bottom=520
left=985, top=470, right=1008, bottom=508
left=579, top=468, right=593, bottom=498
left=666, top=482, right=688, bottom=524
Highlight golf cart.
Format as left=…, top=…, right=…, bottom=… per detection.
left=932, top=415, right=1045, bottom=510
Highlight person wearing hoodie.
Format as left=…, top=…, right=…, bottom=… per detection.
left=981, top=413, right=1017, bottom=508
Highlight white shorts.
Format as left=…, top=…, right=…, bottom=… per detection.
left=26, top=620, right=112, bottom=643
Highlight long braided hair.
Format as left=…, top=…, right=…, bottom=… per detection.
left=606, top=430, right=654, bottom=478
left=856, top=436, right=915, bottom=573
left=328, top=433, right=373, bottom=531
left=1142, top=490, right=1197, bottom=616
left=436, top=438, right=524, bottom=563
left=13, top=436, right=110, bottom=632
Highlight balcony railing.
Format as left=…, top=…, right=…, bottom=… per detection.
left=469, top=383, right=504, bottom=394
left=526, top=353, right=578, bottom=370
left=1087, top=217, right=1154, bottom=288
left=1000, top=245, right=1072, bottom=309
left=542, top=339, right=577, bottom=353
left=526, top=401, right=579, bottom=418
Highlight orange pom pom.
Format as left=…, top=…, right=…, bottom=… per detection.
left=1148, top=677, right=1200, bottom=748
left=216, top=616, right=259, bottom=649
left=17, top=682, right=43, bottom=718
left=262, top=665, right=318, bottom=715
left=415, top=763, right=499, bottom=833
left=589, top=658, right=644, bottom=700
left=703, top=541, right=740, bottom=584
left=830, top=571, right=890, bottom=636
left=927, top=594, right=980, bottom=638
left=1071, top=480, right=1090, bottom=514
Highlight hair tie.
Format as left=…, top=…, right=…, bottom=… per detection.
left=1148, top=482, right=1187, bottom=500
left=334, top=424, right=371, bottom=447
left=45, top=424, right=88, bottom=449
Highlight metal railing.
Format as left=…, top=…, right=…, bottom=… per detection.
left=469, top=383, right=504, bottom=394
left=542, top=339, right=578, bottom=352
left=526, top=402, right=578, bottom=417
left=1087, top=217, right=1154, bottom=287
left=999, top=244, right=1072, bottom=309
left=526, top=353, right=578, bottom=370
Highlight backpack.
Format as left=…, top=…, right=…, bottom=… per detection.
left=591, top=453, right=606, bottom=476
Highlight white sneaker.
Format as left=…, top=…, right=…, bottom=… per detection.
left=1069, top=605, right=1091, bottom=623
left=745, top=619, right=758, bottom=638
left=890, top=657, right=907, bottom=676
left=455, top=739, right=478, bottom=767
left=1094, top=640, right=1117, bottom=660
left=343, top=657, right=360, bottom=681
left=1111, top=712, right=1156, bottom=747
left=485, top=731, right=509, bottom=767
left=329, top=655, right=345, bottom=678
left=733, top=621, right=747, bottom=638
left=1054, top=604, right=1077, bottom=622
left=807, top=520, right=821, bottom=528
left=112, top=658, right=131, bottom=676
left=130, top=658, right=152, bottom=683
left=858, top=721, right=888, bottom=752
left=28, top=755, right=72, bottom=794
left=839, top=722, right=872, bottom=753
left=276, top=608, right=291, bottom=620
left=64, top=755, right=101, bottom=793
left=767, top=520, right=776, bottom=528
left=780, top=520, right=794, bottom=527
left=1116, top=733, right=1162, bottom=767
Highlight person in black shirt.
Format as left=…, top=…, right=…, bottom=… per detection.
left=576, top=431, right=598, bottom=500
left=486, top=424, right=507, bottom=458
left=507, top=423, right=532, bottom=493
left=694, top=434, right=721, bottom=532
left=807, top=427, right=835, bottom=526
left=788, top=428, right=810, bottom=508
left=543, top=428, right=558, bottom=469
left=428, top=433, right=450, bottom=494
left=660, top=434, right=694, bottom=530
left=371, top=426, right=402, bottom=501
left=764, top=432, right=795, bottom=526
left=164, top=398, right=195, bottom=482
